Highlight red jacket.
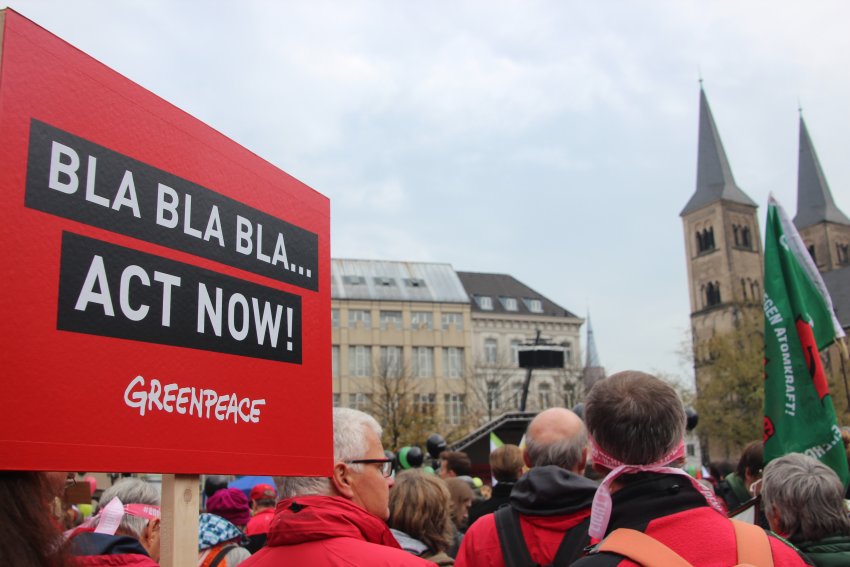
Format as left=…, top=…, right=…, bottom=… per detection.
left=245, top=507, right=275, bottom=536
left=241, top=495, right=435, bottom=567
left=571, top=473, right=811, bottom=566
left=455, top=466, right=598, bottom=567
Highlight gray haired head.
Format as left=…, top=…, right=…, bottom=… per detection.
left=762, top=452, right=850, bottom=542
left=278, top=407, right=383, bottom=498
left=94, top=478, right=160, bottom=540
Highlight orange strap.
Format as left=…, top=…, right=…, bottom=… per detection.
left=731, top=520, right=774, bottom=567
left=597, top=528, right=692, bottom=567
left=597, top=521, right=774, bottom=567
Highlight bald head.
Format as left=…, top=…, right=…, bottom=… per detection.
left=524, top=408, right=588, bottom=473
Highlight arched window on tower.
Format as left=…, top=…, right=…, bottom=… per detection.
left=751, top=280, right=760, bottom=302
left=705, top=281, right=721, bottom=307
left=741, top=226, right=752, bottom=250
left=837, top=243, right=849, bottom=266
left=696, top=231, right=704, bottom=253
left=741, top=278, right=748, bottom=301
left=808, top=244, right=817, bottom=264
left=697, top=226, right=716, bottom=254
left=733, top=225, right=740, bottom=247
left=706, top=227, right=715, bottom=250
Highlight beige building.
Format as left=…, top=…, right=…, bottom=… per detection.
left=331, top=259, right=473, bottom=429
left=456, top=271, right=584, bottom=420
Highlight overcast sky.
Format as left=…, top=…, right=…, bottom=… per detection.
left=12, top=1, right=850, bottom=385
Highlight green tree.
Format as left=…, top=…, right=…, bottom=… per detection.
left=693, top=307, right=764, bottom=460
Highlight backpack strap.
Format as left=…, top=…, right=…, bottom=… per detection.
left=495, top=506, right=537, bottom=567
left=550, top=516, right=591, bottom=566
left=207, top=544, right=237, bottom=567
left=731, top=520, right=774, bottom=567
left=596, top=528, right=693, bottom=567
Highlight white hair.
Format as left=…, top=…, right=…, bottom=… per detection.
left=93, top=478, right=160, bottom=540
left=278, top=407, right=383, bottom=498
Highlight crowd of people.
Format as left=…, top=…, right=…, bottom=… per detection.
left=4, top=370, right=850, bottom=566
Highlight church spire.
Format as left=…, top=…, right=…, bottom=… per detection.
left=681, top=87, right=756, bottom=216
left=585, top=312, right=601, bottom=369
left=794, top=116, right=850, bottom=229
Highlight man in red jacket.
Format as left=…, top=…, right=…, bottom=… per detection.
left=455, top=407, right=598, bottom=567
left=242, top=407, right=434, bottom=567
left=572, top=371, right=810, bottom=566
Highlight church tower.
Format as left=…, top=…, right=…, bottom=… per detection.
left=794, top=116, right=850, bottom=273
left=680, top=87, right=763, bottom=371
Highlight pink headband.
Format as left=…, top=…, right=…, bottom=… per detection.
left=588, top=436, right=724, bottom=540
left=66, top=497, right=161, bottom=539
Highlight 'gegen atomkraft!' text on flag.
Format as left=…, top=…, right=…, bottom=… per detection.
left=763, top=195, right=848, bottom=486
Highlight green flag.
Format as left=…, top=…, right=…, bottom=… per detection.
left=763, top=195, right=848, bottom=486
left=489, top=431, right=504, bottom=453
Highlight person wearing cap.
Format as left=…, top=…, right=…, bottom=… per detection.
left=69, top=477, right=161, bottom=566
left=198, top=512, right=251, bottom=567
left=572, top=371, right=809, bottom=566
left=241, top=407, right=434, bottom=566
left=244, top=483, right=277, bottom=553
left=455, top=408, right=598, bottom=567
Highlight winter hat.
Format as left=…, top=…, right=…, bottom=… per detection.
left=249, top=483, right=277, bottom=502
left=198, top=512, right=246, bottom=550
left=206, top=488, right=251, bottom=527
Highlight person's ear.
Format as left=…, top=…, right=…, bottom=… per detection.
left=576, top=447, right=588, bottom=474
left=330, top=461, right=355, bottom=498
left=143, top=518, right=160, bottom=550
left=523, top=450, right=532, bottom=469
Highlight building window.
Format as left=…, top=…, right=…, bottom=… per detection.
left=500, top=297, right=518, bottom=311
left=486, top=381, right=501, bottom=412
left=444, top=394, right=464, bottom=425
left=837, top=243, right=850, bottom=266
left=741, top=226, right=752, bottom=249
left=331, top=309, right=340, bottom=328
left=443, top=347, right=464, bottom=378
left=374, top=276, right=396, bottom=287
left=705, top=281, right=721, bottom=307
left=510, top=382, right=523, bottom=409
left=379, top=346, right=403, bottom=378
left=562, top=341, right=572, bottom=365
left=412, top=311, right=434, bottom=330
left=686, top=443, right=696, bottom=457
left=476, top=296, right=494, bottom=310
left=348, top=309, right=371, bottom=328
left=332, top=393, right=341, bottom=407
left=696, top=226, right=715, bottom=254
left=751, top=280, right=760, bottom=301
left=523, top=298, right=543, bottom=313
left=442, top=312, right=463, bottom=331
left=380, top=310, right=403, bottom=330
left=332, top=345, right=340, bottom=378
left=538, top=382, right=552, bottom=409
left=413, top=347, right=434, bottom=377
left=348, top=392, right=371, bottom=411
left=404, top=278, right=427, bottom=288
left=342, top=275, right=366, bottom=285
left=348, top=345, right=372, bottom=377
left=510, top=340, right=521, bottom=365
left=807, top=244, right=817, bottom=263
left=484, top=339, right=498, bottom=364
left=414, top=393, right=436, bottom=415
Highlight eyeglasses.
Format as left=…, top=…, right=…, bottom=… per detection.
left=345, top=458, right=393, bottom=478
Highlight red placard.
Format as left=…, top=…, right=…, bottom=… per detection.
left=0, top=10, right=332, bottom=476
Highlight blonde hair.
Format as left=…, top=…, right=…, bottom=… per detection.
left=388, top=471, right=453, bottom=553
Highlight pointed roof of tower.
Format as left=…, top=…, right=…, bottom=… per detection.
left=794, top=116, right=850, bottom=229
left=585, top=312, right=601, bottom=368
left=681, top=87, right=757, bottom=216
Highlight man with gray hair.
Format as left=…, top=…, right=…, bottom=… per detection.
left=455, top=407, right=598, bottom=566
left=243, top=407, right=434, bottom=566
left=70, top=477, right=161, bottom=566
left=763, top=452, right=850, bottom=566
left=572, top=371, right=809, bottom=566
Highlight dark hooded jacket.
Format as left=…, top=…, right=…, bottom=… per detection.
left=240, top=495, right=435, bottom=567
left=454, top=466, right=598, bottom=567
left=71, top=531, right=159, bottom=566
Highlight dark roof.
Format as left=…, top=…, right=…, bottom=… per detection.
left=794, top=117, right=850, bottom=229
left=824, top=266, right=850, bottom=330
left=681, top=88, right=757, bottom=216
left=455, top=271, right=579, bottom=318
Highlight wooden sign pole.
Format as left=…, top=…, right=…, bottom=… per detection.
left=160, top=474, right=199, bottom=567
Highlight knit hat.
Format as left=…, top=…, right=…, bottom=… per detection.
left=249, top=483, right=277, bottom=502
left=206, top=488, right=251, bottom=527
left=198, top=513, right=246, bottom=550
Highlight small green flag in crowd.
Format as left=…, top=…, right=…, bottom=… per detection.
left=763, top=195, right=848, bottom=487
